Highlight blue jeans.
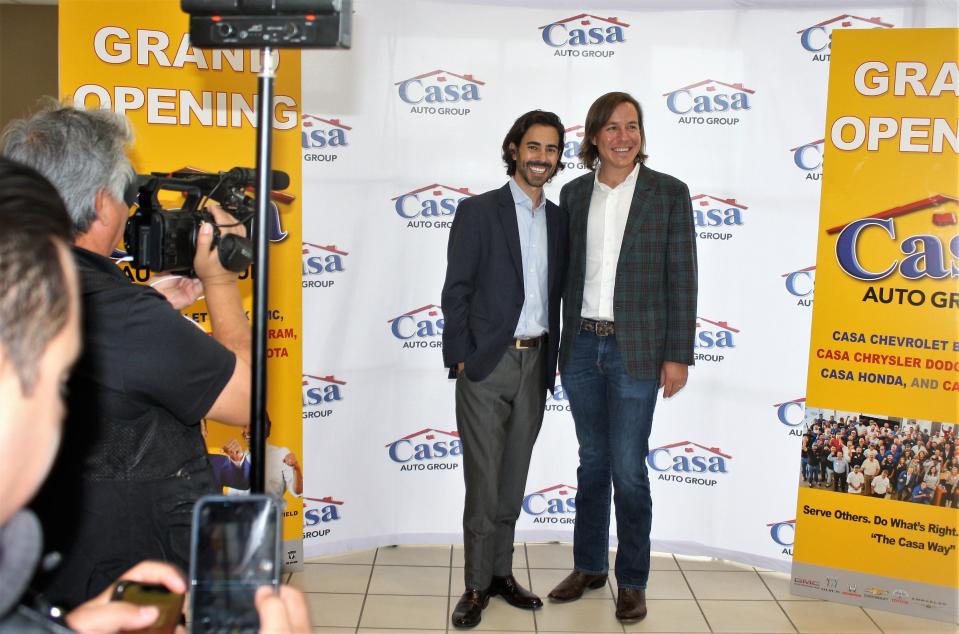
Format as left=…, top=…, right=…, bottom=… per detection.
left=563, top=330, right=659, bottom=589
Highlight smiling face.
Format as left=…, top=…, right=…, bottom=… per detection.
left=510, top=123, right=561, bottom=194
left=593, top=101, right=642, bottom=177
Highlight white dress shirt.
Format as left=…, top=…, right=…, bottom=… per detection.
left=582, top=163, right=640, bottom=320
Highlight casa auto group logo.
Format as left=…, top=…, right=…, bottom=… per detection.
left=392, top=184, right=476, bottom=230
left=522, top=484, right=576, bottom=524
left=539, top=14, right=629, bottom=58
left=388, top=304, right=444, bottom=349
left=791, top=139, right=824, bottom=181
left=797, top=15, right=893, bottom=61
left=648, top=441, right=732, bottom=487
left=303, top=495, right=343, bottom=540
left=545, top=373, right=570, bottom=413
left=300, top=114, right=350, bottom=164
left=302, top=242, right=347, bottom=289
left=767, top=519, right=795, bottom=555
left=395, top=70, right=483, bottom=116
left=782, top=265, right=814, bottom=307
left=301, top=373, right=345, bottom=421
left=386, top=428, right=463, bottom=472
left=691, top=194, right=746, bottom=242
left=663, top=80, right=754, bottom=126
left=562, top=124, right=586, bottom=170
left=774, top=397, right=806, bottom=437
left=694, top=317, right=738, bottom=364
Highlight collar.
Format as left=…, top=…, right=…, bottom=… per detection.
left=508, top=177, right=545, bottom=213
left=71, top=245, right=127, bottom=280
left=594, top=162, right=640, bottom=193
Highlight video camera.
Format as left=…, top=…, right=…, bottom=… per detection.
left=124, top=167, right=289, bottom=276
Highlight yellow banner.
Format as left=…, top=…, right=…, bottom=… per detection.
left=804, top=28, right=959, bottom=423
left=795, top=487, right=957, bottom=588
left=59, top=0, right=304, bottom=563
left=796, top=28, right=958, bottom=622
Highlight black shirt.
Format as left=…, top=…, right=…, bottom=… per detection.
left=31, top=247, right=236, bottom=607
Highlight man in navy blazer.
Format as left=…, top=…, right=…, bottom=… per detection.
left=441, top=110, right=567, bottom=629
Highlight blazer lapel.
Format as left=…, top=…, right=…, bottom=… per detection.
left=496, top=183, right=523, bottom=280
left=568, top=176, right=593, bottom=281
left=617, top=167, right=656, bottom=269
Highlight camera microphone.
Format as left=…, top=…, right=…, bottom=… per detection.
left=224, top=167, right=290, bottom=191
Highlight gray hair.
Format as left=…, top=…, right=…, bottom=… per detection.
left=0, top=100, right=135, bottom=234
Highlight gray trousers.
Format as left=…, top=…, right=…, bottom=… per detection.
left=456, top=345, right=546, bottom=590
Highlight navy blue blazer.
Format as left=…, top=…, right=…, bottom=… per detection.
left=441, top=183, right=566, bottom=389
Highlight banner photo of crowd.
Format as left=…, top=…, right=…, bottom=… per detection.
left=799, top=408, right=957, bottom=507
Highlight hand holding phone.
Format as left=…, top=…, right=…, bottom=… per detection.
left=110, top=581, right=185, bottom=634
left=189, top=494, right=281, bottom=634
left=64, top=561, right=186, bottom=634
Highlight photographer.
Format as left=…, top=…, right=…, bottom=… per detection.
left=1, top=103, right=252, bottom=608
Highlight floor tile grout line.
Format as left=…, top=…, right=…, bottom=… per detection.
left=445, top=544, right=452, bottom=634
left=860, top=604, right=885, bottom=634
left=756, top=572, right=800, bottom=634
left=521, top=543, right=540, bottom=633
left=353, top=546, right=378, bottom=633
left=675, top=553, right=715, bottom=633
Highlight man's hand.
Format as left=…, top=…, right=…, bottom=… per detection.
left=283, top=451, right=300, bottom=469
left=223, top=438, right=245, bottom=463
left=65, top=561, right=186, bottom=634
left=457, top=362, right=465, bottom=375
left=660, top=361, right=688, bottom=398
left=255, top=585, right=311, bottom=633
left=193, top=204, right=246, bottom=286
left=152, top=275, right=204, bottom=311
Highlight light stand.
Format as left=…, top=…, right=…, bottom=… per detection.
left=182, top=0, right=351, bottom=495
left=249, top=47, right=275, bottom=493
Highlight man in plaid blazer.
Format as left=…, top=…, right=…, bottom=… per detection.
left=547, top=92, right=697, bottom=623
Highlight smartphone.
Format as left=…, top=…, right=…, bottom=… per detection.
left=110, top=581, right=184, bottom=634
left=189, top=494, right=281, bottom=634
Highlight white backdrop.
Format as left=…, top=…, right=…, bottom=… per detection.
left=297, top=0, right=957, bottom=571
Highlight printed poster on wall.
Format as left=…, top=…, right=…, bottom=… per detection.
left=59, top=0, right=305, bottom=569
left=793, top=27, right=958, bottom=622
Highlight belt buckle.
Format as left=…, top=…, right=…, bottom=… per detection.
left=515, top=338, right=529, bottom=350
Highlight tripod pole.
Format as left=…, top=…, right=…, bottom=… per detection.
left=249, top=46, right=275, bottom=494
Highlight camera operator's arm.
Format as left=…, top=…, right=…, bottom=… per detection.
left=195, top=204, right=251, bottom=426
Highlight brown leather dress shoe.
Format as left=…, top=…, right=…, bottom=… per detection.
left=547, top=570, right=609, bottom=602
left=489, top=574, right=543, bottom=609
left=451, top=588, right=489, bottom=628
left=615, top=587, right=647, bottom=622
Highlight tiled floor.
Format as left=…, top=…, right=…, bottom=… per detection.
left=290, top=544, right=958, bottom=634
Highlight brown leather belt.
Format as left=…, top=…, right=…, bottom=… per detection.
left=512, top=335, right=543, bottom=349
left=581, top=318, right=615, bottom=336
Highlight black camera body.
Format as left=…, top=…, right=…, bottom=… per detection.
left=124, top=168, right=285, bottom=276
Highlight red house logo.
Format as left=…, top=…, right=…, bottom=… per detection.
left=392, top=183, right=477, bottom=227
left=395, top=70, right=484, bottom=107
left=798, top=15, right=894, bottom=55
left=540, top=14, right=630, bottom=50
left=301, top=114, right=351, bottom=154
left=664, top=80, right=755, bottom=117
left=522, top=483, right=577, bottom=519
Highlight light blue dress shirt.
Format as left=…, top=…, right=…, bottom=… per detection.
left=509, top=178, right=549, bottom=339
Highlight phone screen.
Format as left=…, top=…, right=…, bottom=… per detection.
left=190, top=495, right=280, bottom=634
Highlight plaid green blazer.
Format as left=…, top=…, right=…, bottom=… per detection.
left=558, top=166, right=698, bottom=380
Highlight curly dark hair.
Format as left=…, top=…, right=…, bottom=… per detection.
left=501, top=110, right=565, bottom=177
left=578, top=92, right=647, bottom=170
